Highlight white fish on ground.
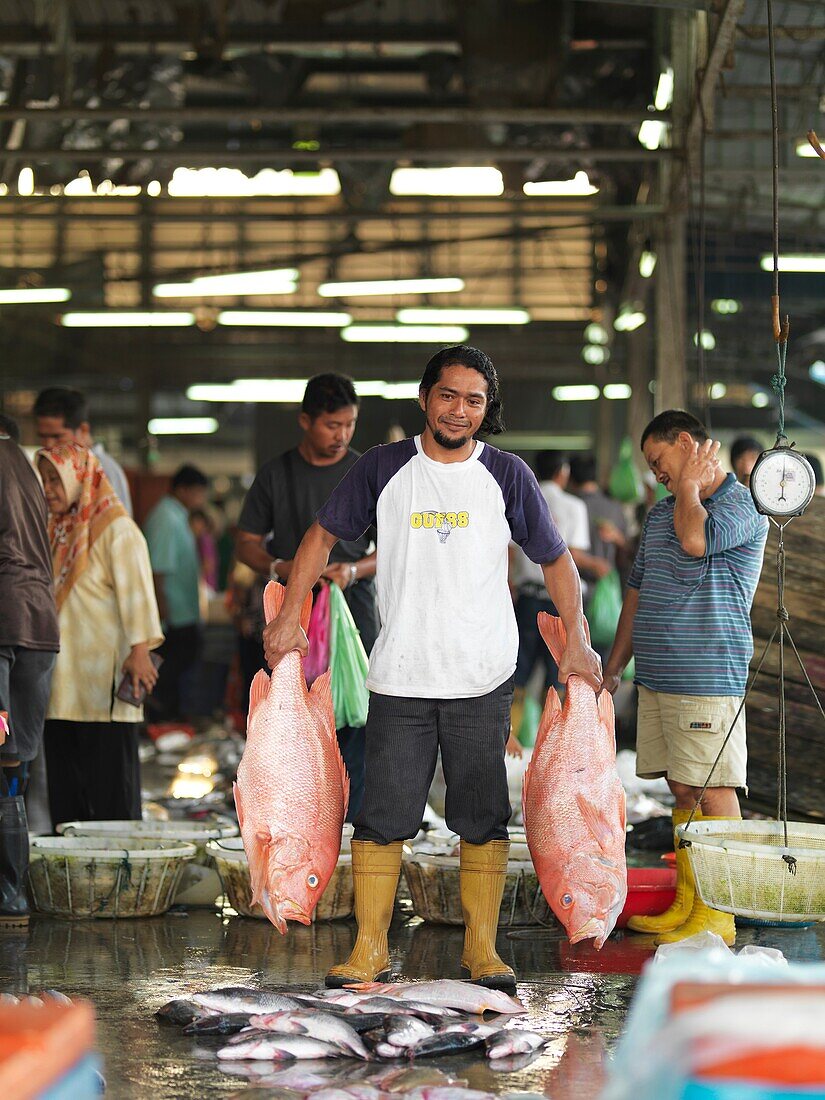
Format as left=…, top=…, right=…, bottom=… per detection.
left=193, top=988, right=305, bottom=1014
left=248, top=1011, right=370, bottom=1059
left=43, top=990, right=73, bottom=1006
left=439, top=1022, right=502, bottom=1040
left=384, top=1015, right=436, bottom=1049
left=348, top=981, right=524, bottom=1017
left=485, top=1030, right=546, bottom=1060
left=218, top=1034, right=343, bottom=1062
left=415, top=1089, right=498, bottom=1100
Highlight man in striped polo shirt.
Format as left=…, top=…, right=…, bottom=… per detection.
left=602, top=410, right=768, bottom=945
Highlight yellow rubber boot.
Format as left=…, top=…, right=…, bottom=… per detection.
left=325, top=840, right=403, bottom=988
left=655, top=816, right=737, bottom=947
left=627, top=808, right=701, bottom=934
left=459, top=839, right=516, bottom=995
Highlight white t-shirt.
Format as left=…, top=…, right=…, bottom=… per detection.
left=317, top=436, right=566, bottom=699
left=513, top=479, right=590, bottom=589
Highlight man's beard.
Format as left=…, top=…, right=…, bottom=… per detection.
left=432, top=426, right=470, bottom=450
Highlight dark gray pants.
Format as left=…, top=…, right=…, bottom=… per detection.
left=354, top=676, right=514, bottom=846
left=0, top=646, right=56, bottom=763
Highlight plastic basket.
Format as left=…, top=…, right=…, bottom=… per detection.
left=28, top=836, right=197, bottom=919
left=676, top=820, right=825, bottom=922
left=206, top=837, right=354, bottom=921
left=402, top=851, right=555, bottom=927
left=56, top=818, right=238, bottom=861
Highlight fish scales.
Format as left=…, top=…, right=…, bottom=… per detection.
left=234, top=581, right=349, bottom=932
left=522, top=614, right=627, bottom=949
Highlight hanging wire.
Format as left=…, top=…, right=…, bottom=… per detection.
left=766, top=0, right=790, bottom=392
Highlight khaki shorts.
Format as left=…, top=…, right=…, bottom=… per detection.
left=636, top=686, right=747, bottom=789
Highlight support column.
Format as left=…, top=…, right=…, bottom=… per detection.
left=627, top=322, right=653, bottom=478
left=654, top=213, right=687, bottom=412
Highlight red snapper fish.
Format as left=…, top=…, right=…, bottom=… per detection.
left=234, top=580, right=349, bottom=933
left=522, top=614, right=627, bottom=949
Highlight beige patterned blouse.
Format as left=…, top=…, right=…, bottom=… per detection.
left=48, top=516, right=164, bottom=723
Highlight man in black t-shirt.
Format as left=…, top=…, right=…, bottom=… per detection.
left=235, top=374, right=377, bottom=820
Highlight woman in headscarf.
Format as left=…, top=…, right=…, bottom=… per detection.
left=37, top=443, right=163, bottom=825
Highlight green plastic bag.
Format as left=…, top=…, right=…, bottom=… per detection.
left=586, top=570, right=623, bottom=649
left=516, top=693, right=542, bottom=749
left=328, top=582, right=370, bottom=729
left=609, top=437, right=643, bottom=503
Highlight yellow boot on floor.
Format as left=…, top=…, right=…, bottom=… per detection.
left=325, top=840, right=402, bottom=988
left=655, top=816, right=737, bottom=947
left=627, top=808, right=701, bottom=934
left=459, top=839, right=516, bottom=995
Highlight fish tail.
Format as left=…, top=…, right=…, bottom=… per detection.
left=263, top=579, right=313, bottom=634
left=537, top=612, right=591, bottom=664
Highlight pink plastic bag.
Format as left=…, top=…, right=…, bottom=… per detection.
left=303, top=583, right=331, bottom=686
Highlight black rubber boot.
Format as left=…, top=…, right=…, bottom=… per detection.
left=0, top=796, right=30, bottom=929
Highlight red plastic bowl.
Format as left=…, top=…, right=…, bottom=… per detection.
left=661, top=851, right=677, bottom=868
left=616, top=866, right=677, bottom=928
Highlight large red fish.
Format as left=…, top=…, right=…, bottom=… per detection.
left=234, top=581, right=349, bottom=933
left=522, top=614, right=627, bottom=949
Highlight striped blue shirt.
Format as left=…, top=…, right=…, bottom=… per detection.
left=627, top=473, right=768, bottom=695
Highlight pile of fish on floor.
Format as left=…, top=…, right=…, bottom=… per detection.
left=157, top=978, right=548, bottom=1095
left=0, top=990, right=73, bottom=1006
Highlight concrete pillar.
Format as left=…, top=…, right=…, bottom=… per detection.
left=627, top=322, right=653, bottom=478
left=654, top=213, right=687, bottom=412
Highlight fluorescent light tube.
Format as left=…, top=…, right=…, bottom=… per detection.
left=187, top=379, right=423, bottom=403
left=61, top=312, right=196, bottom=327
left=17, top=168, right=34, bottom=197
left=639, top=250, right=657, bottom=278
left=218, top=310, right=351, bottom=327
left=523, top=171, right=598, bottom=197
left=582, top=345, right=609, bottom=366
left=167, top=167, right=340, bottom=197
left=395, top=308, right=529, bottom=325
left=341, top=324, right=468, bottom=343
left=638, top=120, right=668, bottom=150
left=603, top=383, right=632, bottom=400
left=148, top=417, right=218, bottom=435
left=584, top=322, right=609, bottom=346
left=390, top=167, right=503, bottom=197
left=760, top=254, right=825, bottom=273
left=0, top=287, right=71, bottom=304
left=319, top=277, right=464, bottom=298
left=155, top=268, right=298, bottom=298
left=810, top=361, right=825, bottom=385
left=552, top=385, right=600, bottom=402
left=654, top=67, right=674, bottom=111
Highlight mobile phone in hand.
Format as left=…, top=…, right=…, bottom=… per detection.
left=115, top=651, right=164, bottom=707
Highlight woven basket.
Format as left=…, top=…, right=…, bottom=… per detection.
left=28, top=836, right=197, bottom=920
left=207, top=838, right=354, bottom=921
left=677, top=819, right=825, bottom=922
left=402, top=849, right=554, bottom=927
left=56, top=819, right=238, bottom=862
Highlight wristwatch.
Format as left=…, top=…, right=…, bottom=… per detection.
left=269, top=558, right=283, bottom=580
left=348, top=563, right=358, bottom=585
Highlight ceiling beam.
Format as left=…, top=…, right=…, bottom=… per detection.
left=0, top=203, right=665, bottom=222
left=686, top=0, right=747, bottom=158
left=10, top=146, right=670, bottom=164
left=0, top=106, right=669, bottom=125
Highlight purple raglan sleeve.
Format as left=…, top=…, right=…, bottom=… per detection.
left=316, top=438, right=416, bottom=542
left=480, top=447, right=567, bottom=564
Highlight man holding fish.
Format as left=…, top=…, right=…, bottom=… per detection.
left=602, top=409, right=769, bottom=945
left=264, top=344, right=601, bottom=993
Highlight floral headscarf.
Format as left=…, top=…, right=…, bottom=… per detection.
left=37, top=442, right=127, bottom=610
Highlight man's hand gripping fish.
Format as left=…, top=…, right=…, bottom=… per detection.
left=522, top=614, right=627, bottom=949
left=234, top=580, right=349, bottom=932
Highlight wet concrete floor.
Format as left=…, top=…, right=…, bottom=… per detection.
left=4, top=907, right=825, bottom=1100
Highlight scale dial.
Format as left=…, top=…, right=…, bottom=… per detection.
left=749, top=446, right=816, bottom=518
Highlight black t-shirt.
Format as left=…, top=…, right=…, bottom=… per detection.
left=238, top=447, right=378, bottom=653
left=239, top=447, right=372, bottom=563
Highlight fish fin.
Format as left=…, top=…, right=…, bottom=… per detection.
left=537, top=613, right=591, bottom=665
left=248, top=668, right=270, bottom=721
left=575, top=792, right=615, bottom=852
left=263, top=581, right=313, bottom=634
left=309, top=668, right=334, bottom=723
left=233, top=781, right=245, bottom=831
left=597, top=686, right=616, bottom=736
left=532, top=687, right=563, bottom=757
left=246, top=827, right=273, bottom=908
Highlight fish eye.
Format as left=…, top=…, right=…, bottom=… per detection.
left=307, top=873, right=319, bottom=888
left=561, top=893, right=574, bottom=907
